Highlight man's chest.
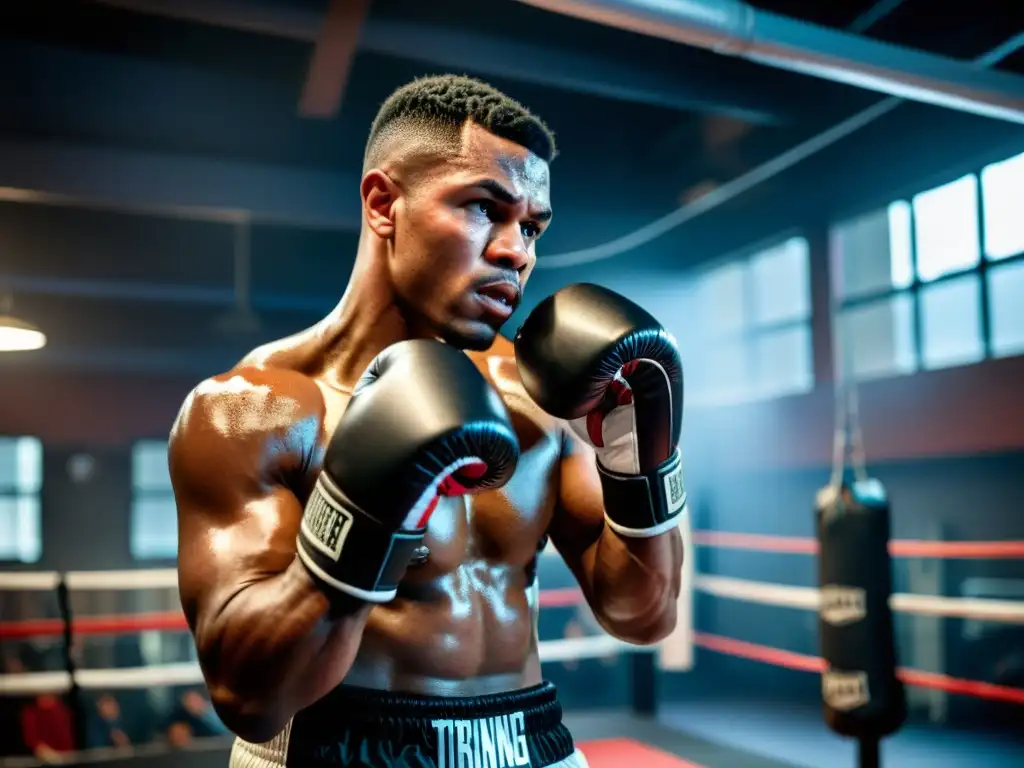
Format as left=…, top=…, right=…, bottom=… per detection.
left=416, top=422, right=560, bottom=575
left=307, top=355, right=562, bottom=566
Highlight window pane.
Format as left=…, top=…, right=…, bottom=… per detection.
left=831, top=202, right=913, bottom=299
left=988, top=260, right=1024, bottom=358
left=132, top=441, right=171, bottom=492
left=754, top=324, right=814, bottom=398
left=888, top=201, right=914, bottom=289
left=750, top=237, right=811, bottom=325
left=836, top=295, right=916, bottom=381
left=131, top=494, right=179, bottom=560
left=623, top=280, right=694, bottom=352
left=695, top=262, right=747, bottom=336
left=690, top=339, right=753, bottom=406
left=0, top=436, right=42, bottom=493
left=981, top=151, right=1024, bottom=260
left=913, top=175, right=980, bottom=282
left=920, top=275, right=983, bottom=370
left=0, top=496, right=42, bottom=563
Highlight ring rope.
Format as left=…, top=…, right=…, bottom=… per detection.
left=2, top=569, right=1021, bottom=705
left=0, top=637, right=645, bottom=697
left=691, top=531, right=1024, bottom=558
left=5, top=575, right=1020, bottom=642
left=694, top=633, right=1024, bottom=706
left=694, top=575, right=1024, bottom=623
left=3, top=531, right=1021, bottom=594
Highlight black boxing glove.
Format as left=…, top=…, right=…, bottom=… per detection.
left=515, top=283, right=685, bottom=537
left=296, top=339, right=519, bottom=602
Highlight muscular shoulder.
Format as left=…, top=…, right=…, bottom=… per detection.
left=169, top=366, right=326, bottom=505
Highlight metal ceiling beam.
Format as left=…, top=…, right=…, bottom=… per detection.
left=0, top=139, right=361, bottom=230
left=93, top=0, right=795, bottom=124
left=360, top=20, right=790, bottom=125
left=5, top=276, right=336, bottom=315
left=298, top=0, right=371, bottom=118
left=517, top=0, right=1024, bottom=124
left=0, top=346, right=246, bottom=379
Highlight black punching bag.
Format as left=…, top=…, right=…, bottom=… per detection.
left=816, top=478, right=906, bottom=741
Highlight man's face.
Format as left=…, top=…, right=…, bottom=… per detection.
left=98, top=695, right=120, bottom=720
left=387, top=122, right=552, bottom=350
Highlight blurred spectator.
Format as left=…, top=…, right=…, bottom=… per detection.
left=1, top=652, right=30, bottom=757
left=165, top=688, right=228, bottom=747
left=20, top=693, right=76, bottom=763
left=86, top=693, right=131, bottom=749
left=167, top=721, right=193, bottom=749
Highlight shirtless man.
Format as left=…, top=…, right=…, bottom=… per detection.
left=169, top=74, right=686, bottom=768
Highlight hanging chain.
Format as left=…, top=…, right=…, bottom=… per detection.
left=829, top=268, right=869, bottom=490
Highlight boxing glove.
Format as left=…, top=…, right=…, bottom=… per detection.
left=515, top=283, right=685, bottom=537
left=296, top=339, right=519, bottom=602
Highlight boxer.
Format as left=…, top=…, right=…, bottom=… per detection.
left=169, top=74, right=685, bottom=768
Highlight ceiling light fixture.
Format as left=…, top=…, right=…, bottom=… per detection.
left=0, top=294, right=47, bottom=352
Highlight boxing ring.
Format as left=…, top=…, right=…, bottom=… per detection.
left=2, top=530, right=1023, bottom=768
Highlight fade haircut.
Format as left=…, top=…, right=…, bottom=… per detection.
left=363, top=74, right=557, bottom=175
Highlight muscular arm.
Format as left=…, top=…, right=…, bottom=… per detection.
left=170, top=368, right=371, bottom=742
left=547, top=430, right=683, bottom=645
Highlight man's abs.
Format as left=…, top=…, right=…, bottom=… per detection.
left=343, top=556, right=543, bottom=696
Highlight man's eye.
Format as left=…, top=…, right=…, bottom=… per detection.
left=471, top=200, right=495, bottom=217
left=521, top=223, right=541, bottom=239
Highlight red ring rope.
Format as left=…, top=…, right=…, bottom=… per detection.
left=692, top=531, right=1024, bottom=558
left=694, top=632, right=1024, bottom=706
left=0, top=611, right=189, bottom=639
left=0, top=590, right=587, bottom=639
left=2, top=589, right=1020, bottom=706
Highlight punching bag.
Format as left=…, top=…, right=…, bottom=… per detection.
left=816, top=477, right=906, bottom=741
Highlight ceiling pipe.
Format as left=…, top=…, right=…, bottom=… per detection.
left=515, top=0, right=1024, bottom=124
left=535, top=31, right=1024, bottom=269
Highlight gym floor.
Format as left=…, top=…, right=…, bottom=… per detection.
left=570, top=712, right=793, bottom=767
left=657, top=701, right=1024, bottom=768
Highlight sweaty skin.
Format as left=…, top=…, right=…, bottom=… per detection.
left=170, top=122, right=683, bottom=744
left=172, top=334, right=557, bottom=739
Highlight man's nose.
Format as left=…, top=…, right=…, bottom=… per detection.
left=485, top=227, right=531, bottom=272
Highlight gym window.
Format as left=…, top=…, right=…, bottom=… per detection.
left=830, top=149, right=1024, bottom=381
left=0, top=436, right=43, bottom=563
left=130, top=440, right=178, bottom=561
left=685, top=235, right=814, bottom=407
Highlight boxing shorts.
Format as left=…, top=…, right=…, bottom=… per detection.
left=229, top=681, right=589, bottom=767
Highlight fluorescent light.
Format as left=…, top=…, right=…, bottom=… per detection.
left=0, top=315, right=47, bottom=351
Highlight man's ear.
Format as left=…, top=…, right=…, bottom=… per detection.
left=361, top=169, right=400, bottom=239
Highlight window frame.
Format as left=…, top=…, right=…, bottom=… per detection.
left=129, top=438, right=178, bottom=562
left=830, top=148, right=1024, bottom=382
left=685, top=229, right=815, bottom=406
left=0, top=435, right=44, bottom=564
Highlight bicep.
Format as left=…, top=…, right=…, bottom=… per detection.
left=175, top=482, right=304, bottom=599
left=169, top=390, right=309, bottom=626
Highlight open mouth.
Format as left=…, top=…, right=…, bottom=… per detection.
left=476, top=282, right=521, bottom=313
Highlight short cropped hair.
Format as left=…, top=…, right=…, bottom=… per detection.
left=363, top=74, right=557, bottom=173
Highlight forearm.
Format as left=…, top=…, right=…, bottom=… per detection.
left=586, top=524, right=683, bottom=644
left=196, top=558, right=372, bottom=741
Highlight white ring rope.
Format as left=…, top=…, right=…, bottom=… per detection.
left=0, top=572, right=61, bottom=591
left=0, top=569, right=179, bottom=591
left=66, top=569, right=180, bottom=591
left=0, top=636, right=648, bottom=697
left=695, top=575, right=1024, bottom=623
left=4, top=568, right=1022, bottom=622
left=3, top=569, right=1021, bottom=698
left=4, top=568, right=1021, bottom=624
